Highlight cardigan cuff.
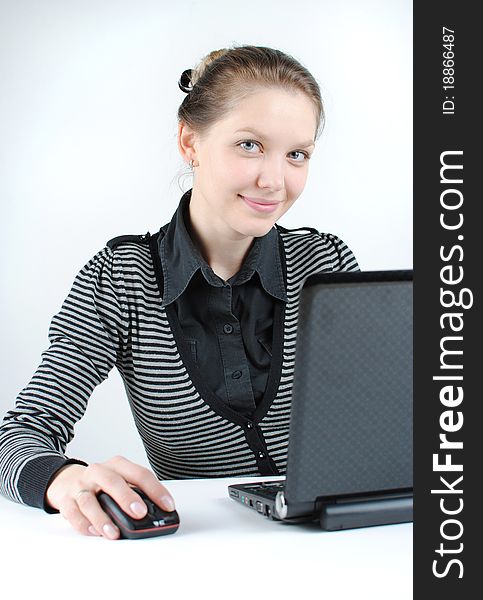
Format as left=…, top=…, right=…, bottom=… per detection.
left=17, top=455, right=89, bottom=514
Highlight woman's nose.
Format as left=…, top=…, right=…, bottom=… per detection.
left=256, top=157, right=285, bottom=192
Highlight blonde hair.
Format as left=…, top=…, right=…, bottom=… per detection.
left=177, top=45, right=324, bottom=141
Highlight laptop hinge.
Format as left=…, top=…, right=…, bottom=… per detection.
left=315, top=489, right=413, bottom=530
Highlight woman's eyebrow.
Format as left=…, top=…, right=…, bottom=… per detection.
left=234, top=128, right=315, bottom=148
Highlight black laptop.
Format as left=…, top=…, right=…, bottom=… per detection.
left=228, top=270, right=413, bottom=530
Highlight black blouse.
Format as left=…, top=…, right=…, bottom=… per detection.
left=158, top=189, right=288, bottom=418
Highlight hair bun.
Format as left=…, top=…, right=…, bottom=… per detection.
left=178, top=69, right=194, bottom=93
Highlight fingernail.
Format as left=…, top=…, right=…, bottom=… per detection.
left=103, top=523, right=119, bottom=539
left=130, top=501, right=146, bottom=517
left=161, top=495, right=175, bottom=511
left=88, top=525, right=100, bottom=536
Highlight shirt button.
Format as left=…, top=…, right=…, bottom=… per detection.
left=258, top=452, right=265, bottom=459
left=246, top=422, right=253, bottom=429
left=232, top=370, right=242, bottom=379
left=223, top=324, right=233, bottom=334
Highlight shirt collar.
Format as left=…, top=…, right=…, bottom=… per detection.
left=158, top=189, right=288, bottom=308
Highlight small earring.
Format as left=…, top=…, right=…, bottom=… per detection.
left=189, top=159, right=194, bottom=169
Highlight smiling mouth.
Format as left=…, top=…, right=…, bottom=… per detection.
left=238, top=195, right=281, bottom=205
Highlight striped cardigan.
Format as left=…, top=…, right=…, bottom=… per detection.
left=0, top=223, right=359, bottom=512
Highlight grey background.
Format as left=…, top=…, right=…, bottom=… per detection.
left=0, top=0, right=412, bottom=465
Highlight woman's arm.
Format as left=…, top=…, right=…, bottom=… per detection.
left=0, top=245, right=129, bottom=512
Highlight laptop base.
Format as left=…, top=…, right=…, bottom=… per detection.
left=229, top=482, right=413, bottom=530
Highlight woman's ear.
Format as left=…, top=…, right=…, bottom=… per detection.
left=177, top=121, right=198, bottom=165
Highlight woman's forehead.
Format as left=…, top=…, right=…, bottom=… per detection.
left=212, top=89, right=317, bottom=136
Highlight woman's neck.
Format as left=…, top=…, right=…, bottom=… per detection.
left=187, top=190, right=254, bottom=280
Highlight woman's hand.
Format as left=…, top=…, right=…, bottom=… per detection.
left=45, top=455, right=176, bottom=540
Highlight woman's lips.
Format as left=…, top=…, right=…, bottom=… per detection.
left=239, top=195, right=280, bottom=213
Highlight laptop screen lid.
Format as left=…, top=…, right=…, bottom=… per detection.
left=284, top=270, right=413, bottom=507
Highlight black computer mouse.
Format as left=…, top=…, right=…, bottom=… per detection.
left=97, top=486, right=180, bottom=539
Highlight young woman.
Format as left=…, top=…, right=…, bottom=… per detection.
left=0, top=45, right=359, bottom=540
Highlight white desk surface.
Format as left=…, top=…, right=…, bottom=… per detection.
left=1, top=475, right=412, bottom=599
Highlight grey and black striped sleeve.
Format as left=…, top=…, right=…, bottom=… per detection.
left=0, top=246, right=128, bottom=513
left=323, top=233, right=360, bottom=272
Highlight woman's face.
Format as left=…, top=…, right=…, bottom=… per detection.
left=185, top=87, right=318, bottom=239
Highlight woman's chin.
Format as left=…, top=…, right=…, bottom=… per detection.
left=234, top=220, right=275, bottom=238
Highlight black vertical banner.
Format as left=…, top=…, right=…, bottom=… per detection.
left=414, top=2, right=479, bottom=597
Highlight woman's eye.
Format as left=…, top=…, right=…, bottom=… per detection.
left=239, top=140, right=260, bottom=153
left=289, top=151, right=310, bottom=162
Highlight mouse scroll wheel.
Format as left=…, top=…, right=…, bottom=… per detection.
left=145, top=499, right=157, bottom=515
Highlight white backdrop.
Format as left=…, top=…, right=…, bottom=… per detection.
left=0, top=0, right=412, bottom=466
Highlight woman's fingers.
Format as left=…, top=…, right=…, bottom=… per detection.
left=59, top=495, right=104, bottom=538
left=81, top=462, right=150, bottom=520
left=74, top=488, right=122, bottom=539
left=103, top=455, right=176, bottom=512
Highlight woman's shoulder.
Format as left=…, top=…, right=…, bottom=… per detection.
left=275, top=223, right=319, bottom=236
left=106, top=232, right=151, bottom=251
left=275, top=223, right=346, bottom=246
left=275, top=224, right=359, bottom=272
left=103, top=232, right=154, bottom=270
